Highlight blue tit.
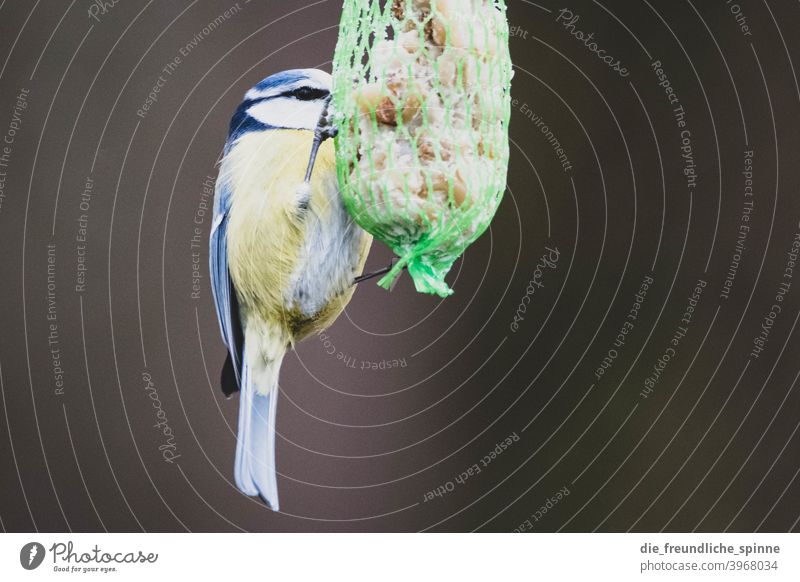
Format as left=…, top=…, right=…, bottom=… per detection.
left=210, top=69, right=372, bottom=510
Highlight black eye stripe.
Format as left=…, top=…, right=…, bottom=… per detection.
left=281, top=87, right=328, bottom=101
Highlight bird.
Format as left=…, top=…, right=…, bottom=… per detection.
left=210, top=69, right=372, bottom=510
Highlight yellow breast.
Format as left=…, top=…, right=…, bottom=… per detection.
left=223, top=130, right=344, bottom=329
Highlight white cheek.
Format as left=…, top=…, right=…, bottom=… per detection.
left=247, top=98, right=323, bottom=130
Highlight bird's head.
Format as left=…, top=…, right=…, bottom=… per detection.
left=228, top=68, right=332, bottom=142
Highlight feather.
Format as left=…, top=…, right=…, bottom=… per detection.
left=209, top=176, right=244, bottom=389
left=234, top=320, right=288, bottom=509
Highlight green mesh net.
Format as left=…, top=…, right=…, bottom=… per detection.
left=332, top=0, right=513, bottom=297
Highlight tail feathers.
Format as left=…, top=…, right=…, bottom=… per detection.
left=234, top=333, right=286, bottom=510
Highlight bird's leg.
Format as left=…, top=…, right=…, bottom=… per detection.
left=303, top=94, right=337, bottom=184
left=354, top=257, right=407, bottom=291
left=296, top=95, right=337, bottom=211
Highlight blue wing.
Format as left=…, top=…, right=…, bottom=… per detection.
left=210, top=170, right=243, bottom=396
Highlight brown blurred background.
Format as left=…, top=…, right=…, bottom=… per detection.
left=0, top=0, right=799, bottom=532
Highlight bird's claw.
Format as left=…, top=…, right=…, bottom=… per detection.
left=354, top=257, right=406, bottom=288
left=304, top=95, right=336, bottom=184
left=315, top=102, right=338, bottom=142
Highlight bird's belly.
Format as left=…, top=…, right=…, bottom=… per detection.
left=225, top=130, right=370, bottom=339
left=289, top=181, right=370, bottom=338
